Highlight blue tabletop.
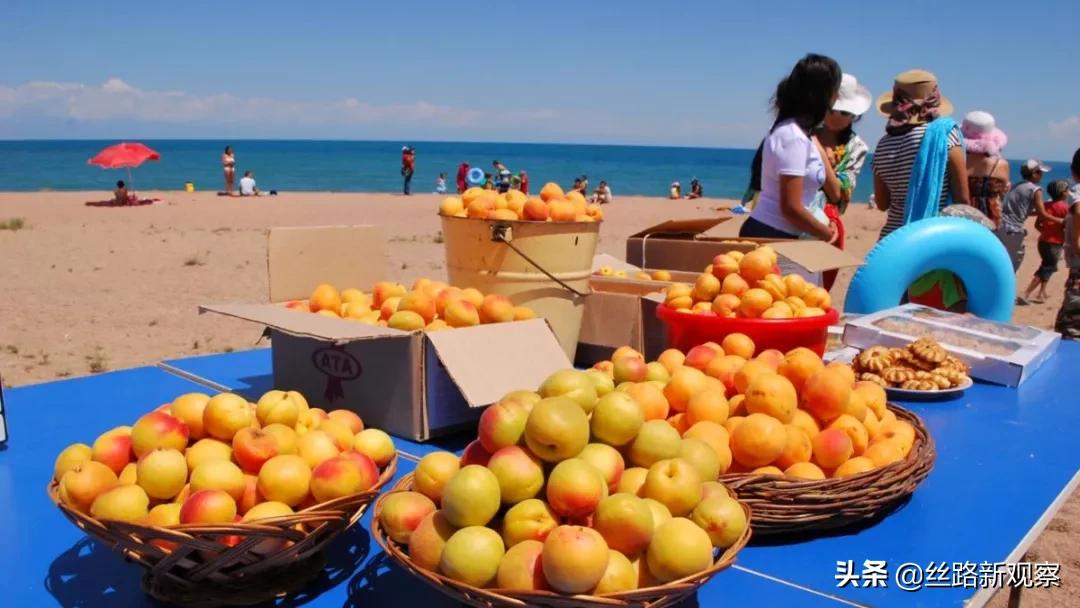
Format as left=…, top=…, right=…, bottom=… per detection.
left=737, top=340, right=1080, bottom=607
left=0, top=367, right=850, bottom=606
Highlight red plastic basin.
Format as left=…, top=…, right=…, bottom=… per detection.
left=655, top=305, right=840, bottom=356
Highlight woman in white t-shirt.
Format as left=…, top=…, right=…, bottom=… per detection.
left=741, top=54, right=843, bottom=242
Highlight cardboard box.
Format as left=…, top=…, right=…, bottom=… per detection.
left=841, top=304, right=1060, bottom=387
left=203, top=226, right=571, bottom=441
left=575, top=255, right=692, bottom=367
left=625, top=217, right=863, bottom=285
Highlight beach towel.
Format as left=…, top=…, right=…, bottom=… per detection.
left=903, top=117, right=967, bottom=308
left=86, top=198, right=160, bottom=207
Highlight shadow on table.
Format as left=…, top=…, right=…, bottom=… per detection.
left=45, top=537, right=164, bottom=607
left=747, top=495, right=914, bottom=547
left=273, top=523, right=373, bottom=607
left=233, top=375, right=276, bottom=400
left=46, top=523, right=373, bottom=608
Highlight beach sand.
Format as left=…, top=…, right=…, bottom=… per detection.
left=0, top=191, right=1073, bottom=605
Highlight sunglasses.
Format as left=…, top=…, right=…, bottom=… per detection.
left=829, top=109, right=855, bottom=118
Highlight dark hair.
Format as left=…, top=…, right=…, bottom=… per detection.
left=116, top=180, right=125, bottom=188
left=224, top=145, right=232, bottom=154
left=244, top=170, right=252, bottom=177
left=772, top=54, right=842, bottom=132
left=1072, top=148, right=1080, bottom=180
left=1048, top=180, right=1070, bottom=201
left=1020, top=164, right=1038, bottom=180
left=493, top=160, right=500, bottom=165
left=829, top=114, right=862, bottom=145
left=749, top=141, right=764, bottom=191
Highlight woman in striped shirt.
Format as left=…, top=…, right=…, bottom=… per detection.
left=872, top=70, right=970, bottom=239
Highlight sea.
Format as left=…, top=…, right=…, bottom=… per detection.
left=0, top=140, right=1064, bottom=201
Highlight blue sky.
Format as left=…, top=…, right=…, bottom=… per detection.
left=1, top=0, right=1077, bottom=160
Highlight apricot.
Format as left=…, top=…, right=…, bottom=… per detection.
left=488, top=446, right=545, bottom=505
left=397, top=291, right=437, bottom=324
left=800, top=369, right=852, bottom=424
left=309, top=283, right=342, bottom=315
left=783, top=273, right=810, bottom=298
left=790, top=409, right=820, bottom=440
left=657, top=348, right=686, bottom=373
left=593, top=494, right=654, bottom=557
left=826, top=361, right=857, bottom=388
left=773, top=424, right=813, bottom=469
left=730, top=413, right=786, bottom=468
left=711, top=293, right=742, bottom=317
left=744, top=373, right=797, bottom=423
left=479, top=294, right=515, bottom=324
left=784, top=462, right=826, bottom=480
left=549, top=200, right=577, bottom=222
left=590, top=391, right=645, bottom=447
left=592, top=550, right=637, bottom=594
left=691, top=495, right=748, bottom=549
left=827, top=414, right=869, bottom=456
left=692, top=273, right=722, bottom=302
left=628, top=420, right=682, bottom=468
left=803, top=286, right=832, bottom=309
left=524, top=397, right=589, bottom=462
left=523, top=198, right=550, bottom=221
left=854, top=381, right=888, bottom=419
left=683, top=344, right=721, bottom=371
left=542, top=525, right=610, bottom=594
left=710, top=254, right=740, bottom=280
left=414, top=451, right=460, bottom=503
left=738, top=288, right=774, bottom=318
left=682, top=421, right=732, bottom=474
left=877, top=420, right=916, bottom=457
left=833, top=456, right=875, bottom=478
left=441, top=465, right=501, bottom=527
left=444, top=299, right=480, bottom=328
left=501, top=498, right=560, bottom=548
left=685, top=388, right=729, bottom=426
left=496, top=539, right=549, bottom=591
left=663, top=367, right=710, bottom=413
left=646, top=518, right=713, bottom=583
left=778, top=348, right=825, bottom=393
left=864, top=440, right=905, bottom=467
left=721, top=273, right=749, bottom=297
left=728, top=394, right=747, bottom=417
left=440, top=526, right=506, bottom=587
left=625, top=382, right=670, bottom=421
left=733, top=358, right=774, bottom=395
left=811, top=428, right=853, bottom=469
left=539, top=182, right=565, bottom=202
left=738, top=250, right=774, bottom=282
left=678, top=438, right=721, bottom=482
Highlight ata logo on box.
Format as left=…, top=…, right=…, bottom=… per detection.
left=312, top=345, right=362, bottom=401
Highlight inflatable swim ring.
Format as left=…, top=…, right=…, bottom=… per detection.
left=466, top=167, right=485, bottom=186
left=845, top=217, right=1015, bottom=321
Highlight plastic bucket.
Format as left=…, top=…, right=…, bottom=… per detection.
left=441, top=215, right=600, bottom=359
left=656, top=305, right=839, bottom=356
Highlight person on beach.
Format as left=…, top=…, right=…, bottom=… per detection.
left=222, top=146, right=236, bottom=194
left=669, top=181, right=682, bottom=199
left=688, top=179, right=703, bottom=199
left=1021, top=180, right=1070, bottom=304
left=872, top=69, right=970, bottom=311
left=435, top=172, right=447, bottom=194
left=571, top=177, right=586, bottom=197
left=962, top=111, right=1011, bottom=229
left=519, top=170, right=529, bottom=195
left=581, top=175, right=589, bottom=194
left=493, top=160, right=511, bottom=193
left=113, top=180, right=136, bottom=205
left=808, top=73, right=871, bottom=289
left=1001, top=159, right=1053, bottom=273
left=401, top=146, right=415, bottom=195
left=592, top=180, right=613, bottom=204
left=1054, top=149, right=1080, bottom=340
left=239, top=171, right=259, bottom=196
left=740, top=53, right=842, bottom=242
left=483, top=173, right=495, bottom=190
left=456, top=162, right=469, bottom=194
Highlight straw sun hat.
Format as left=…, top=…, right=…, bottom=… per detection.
left=876, top=69, right=954, bottom=118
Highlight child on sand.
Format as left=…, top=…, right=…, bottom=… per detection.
left=1021, top=180, right=1070, bottom=304
left=434, top=173, right=447, bottom=194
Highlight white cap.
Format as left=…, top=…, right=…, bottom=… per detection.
left=1024, top=159, right=1051, bottom=173
left=832, top=74, right=872, bottom=116
left=962, top=111, right=996, bottom=135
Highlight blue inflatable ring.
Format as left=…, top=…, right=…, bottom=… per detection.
left=846, top=217, right=1015, bottom=321
left=466, top=167, right=485, bottom=186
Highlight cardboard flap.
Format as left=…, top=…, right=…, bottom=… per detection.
left=769, top=240, right=864, bottom=272
left=629, top=217, right=730, bottom=239
left=590, top=253, right=641, bottom=273
left=268, top=226, right=387, bottom=302
left=425, top=319, right=571, bottom=406
left=200, top=303, right=408, bottom=342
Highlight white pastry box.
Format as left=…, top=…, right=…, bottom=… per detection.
left=841, top=304, right=1060, bottom=387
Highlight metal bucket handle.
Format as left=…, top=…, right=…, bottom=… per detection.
left=490, top=223, right=591, bottom=299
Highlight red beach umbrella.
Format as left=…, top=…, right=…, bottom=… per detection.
left=88, top=142, right=161, bottom=184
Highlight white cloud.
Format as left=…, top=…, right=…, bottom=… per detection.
left=1048, top=115, right=1080, bottom=138
left=0, top=78, right=560, bottom=130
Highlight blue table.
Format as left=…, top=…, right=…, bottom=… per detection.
left=0, top=367, right=848, bottom=607
left=157, top=342, right=1080, bottom=606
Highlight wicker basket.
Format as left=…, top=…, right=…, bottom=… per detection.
left=719, top=404, right=935, bottom=537
left=373, top=472, right=752, bottom=608
left=48, top=454, right=398, bottom=607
